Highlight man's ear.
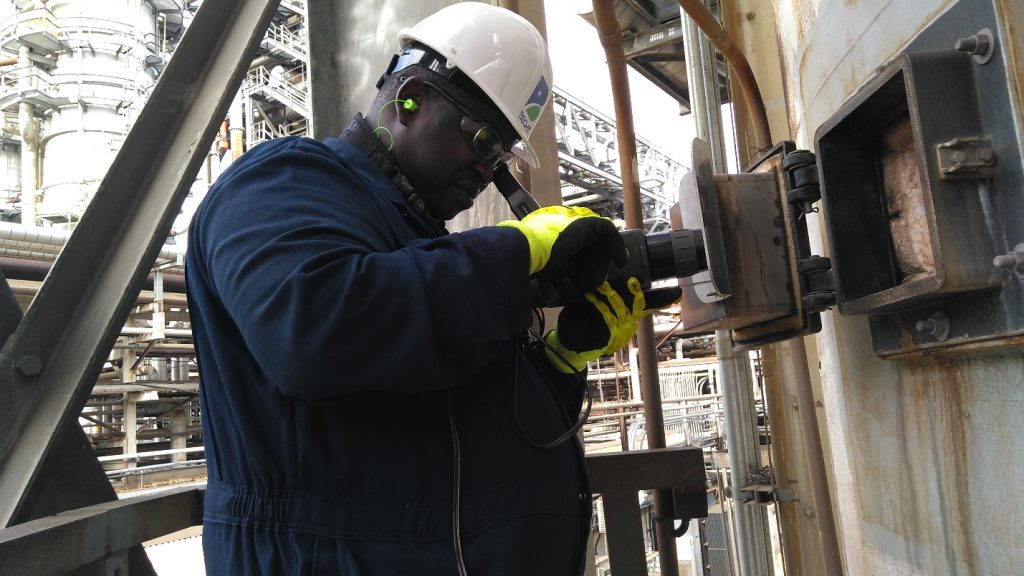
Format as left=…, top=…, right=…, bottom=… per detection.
left=395, top=76, right=427, bottom=125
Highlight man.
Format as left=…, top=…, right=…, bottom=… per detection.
left=186, top=3, right=679, bottom=574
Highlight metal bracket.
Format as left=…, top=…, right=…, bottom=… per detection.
left=783, top=150, right=821, bottom=215
left=936, top=136, right=995, bottom=177
left=798, top=256, right=836, bottom=314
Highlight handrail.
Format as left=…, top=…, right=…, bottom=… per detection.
left=264, top=20, right=307, bottom=60
left=587, top=447, right=708, bottom=575
left=244, top=65, right=309, bottom=116
left=0, top=485, right=204, bottom=576
left=0, top=447, right=707, bottom=576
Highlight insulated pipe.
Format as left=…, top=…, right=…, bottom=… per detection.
left=0, top=222, right=186, bottom=264
left=228, top=92, right=245, bottom=159
left=6, top=280, right=189, bottom=308
left=675, top=0, right=771, bottom=149
left=0, top=256, right=187, bottom=294
left=591, top=2, right=678, bottom=575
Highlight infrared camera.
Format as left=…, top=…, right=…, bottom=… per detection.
left=493, top=165, right=707, bottom=307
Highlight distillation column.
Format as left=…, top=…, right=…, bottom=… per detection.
left=34, top=0, right=163, bottom=226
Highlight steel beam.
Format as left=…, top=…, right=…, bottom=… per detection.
left=1, top=269, right=157, bottom=573
left=0, top=269, right=18, bottom=347
left=0, top=0, right=280, bottom=526
left=0, top=485, right=204, bottom=576
left=586, top=447, right=708, bottom=576
left=623, top=19, right=686, bottom=59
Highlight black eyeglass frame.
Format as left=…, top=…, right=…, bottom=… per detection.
left=423, top=81, right=515, bottom=169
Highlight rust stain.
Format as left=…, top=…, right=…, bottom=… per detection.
left=796, top=1, right=950, bottom=126
left=881, top=332, right=1024, bottom=361
left=995, top=0, right=1024, bottom=138
left=847, top=346, right=1024, bottom=573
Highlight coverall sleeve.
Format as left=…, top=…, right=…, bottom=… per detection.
left=189, top=139, right=533, bottom=400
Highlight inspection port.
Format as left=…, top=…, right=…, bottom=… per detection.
left=815, top=51, right=999, bottom=316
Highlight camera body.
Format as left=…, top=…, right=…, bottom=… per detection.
left=493, top=164, right=708, bottom=307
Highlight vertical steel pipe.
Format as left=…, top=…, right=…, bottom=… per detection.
left=682, top=2, right=772, bottom=572
left=675, top=0, right=770, bottom=149
left=716, top=335, right=771, bottom=575
left=17, top=45, right=37, bottom=227
left=591, top=2, right=678, bottom=574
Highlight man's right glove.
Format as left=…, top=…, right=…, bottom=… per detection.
left=498, top=205, right=628, bottom=292
left=544, top=277, right=682, bottom=374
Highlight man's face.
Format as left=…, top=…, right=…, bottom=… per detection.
left=395, top=85, right=511, bottom=221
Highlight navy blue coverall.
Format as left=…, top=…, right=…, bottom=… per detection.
left=186, top=133, right=592, bottom=575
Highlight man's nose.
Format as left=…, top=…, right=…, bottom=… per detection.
left=470, top=160, right=495, bottom=197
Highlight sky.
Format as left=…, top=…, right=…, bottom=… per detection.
left=542, top=0, right=699, bottom=165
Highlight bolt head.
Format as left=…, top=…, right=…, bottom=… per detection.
left=15, top=354, right=42, bottom=377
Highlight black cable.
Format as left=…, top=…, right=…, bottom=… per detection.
left=531, top=306, right=546, bottom=334
left=511, top=329, right=593, bottom=449
left=447, top=389, right=469, bottom=576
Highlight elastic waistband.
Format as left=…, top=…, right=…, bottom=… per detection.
left=203, top=478, right=585, bottom=542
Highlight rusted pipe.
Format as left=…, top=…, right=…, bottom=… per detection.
left=592, top=1, right=642, bottom=230
left=788, top=337, right=844, bottom=576
left=591, top=2, right=678, bottom=575
left=676, top=0, right=771, bottom=149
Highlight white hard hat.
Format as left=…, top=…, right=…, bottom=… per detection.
left=398, top=2, right=553, bottom=167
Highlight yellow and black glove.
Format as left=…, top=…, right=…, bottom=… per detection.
left=544, top=277, right=682, bottom=374
left=498, top=205, right=627, bottom=292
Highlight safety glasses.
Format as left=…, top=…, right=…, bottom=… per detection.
left=425, top=82, right=514, bottom=168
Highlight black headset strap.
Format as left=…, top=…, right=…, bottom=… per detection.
left=340, top=114, right=447, bottom=238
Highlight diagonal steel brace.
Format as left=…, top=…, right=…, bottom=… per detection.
left=0, top=0, right=281, bottom=527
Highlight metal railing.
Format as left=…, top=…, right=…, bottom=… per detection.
left=248, top=119, right=276, bottom=146
left=243, top=65, right=309, bottom=118
left=262, top=20, right=307, bottom=62
left=0, top=65, right=54, bottom=97
left=0, top=485, right=204, bottom=576
left=279, top=0, right=307, bottom=15
left=0, top=447, right=708, bottom=576
left=551, top=87, right=685, bottom=230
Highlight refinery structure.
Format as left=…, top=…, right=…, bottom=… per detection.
left=1, top=1, right=1023, bottom=576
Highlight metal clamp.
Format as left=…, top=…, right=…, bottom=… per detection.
left=936, top=136, right=995, bottom=177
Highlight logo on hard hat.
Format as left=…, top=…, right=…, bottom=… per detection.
left=519, top=76, right=550, bottom=133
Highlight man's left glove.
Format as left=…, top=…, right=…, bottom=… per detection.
left=544, top=277, right=683, bottom=374
left=498, top=205, right=627, bottom=292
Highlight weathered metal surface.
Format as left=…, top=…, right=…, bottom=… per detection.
left=586, top=447, right=708, bottom=576
left=678, top=142, right=809, bottom=338
left=761, top=344, right=825, bottom=576
left=821, top=1, right=1022, bottom=355
left=307, top=0, right=452, bottom=139
left=732, top=144, right=825, bottom=347
left=769, top=0, right=1024, bottom=574
left=815, top=48, right=1012, bottom=318
left=0, top=485, right=204, bottom=576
